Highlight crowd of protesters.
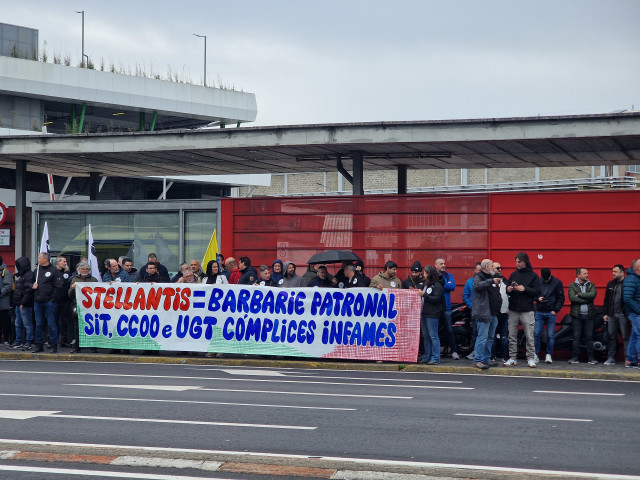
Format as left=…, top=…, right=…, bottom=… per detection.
left=2, top=251, right=639, bottom=370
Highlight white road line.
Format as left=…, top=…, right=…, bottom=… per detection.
left=0, top=410, right=315, bottom=430
left=533, top=390, right=626, bottom=396
left=0, top=439, right=636, bottom=480
left=0, top=392, right=355, bottom=411
left=0, top=464, right=229, bottom=479
left=189, top=368, right=464, bottom=383
left=0, top=369, right=470, bottom=390
left=455, top=413, right=592, bottom=422
left=65, top=384, right=411, bottom=399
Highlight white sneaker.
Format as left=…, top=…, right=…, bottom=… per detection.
left=604, top=357, right=615, bottom=366
left=528, top=359, right=536, bottom=368
left=466, top=351, right=475, bottom=360
left=534, top=354, right=539, bottom=363
left=545, top=354, right=553, bottom=364
left=451, top=352, right=460, bottom=360
left=503, top=358, right=517, bottom=366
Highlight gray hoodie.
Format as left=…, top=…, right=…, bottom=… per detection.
left=280, top=261, right=305, bottom=288
left=0, top=262, right=13, bottom=310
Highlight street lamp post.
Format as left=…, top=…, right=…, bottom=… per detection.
left=193, top=34, right=207, bottom=86
left=75, top=10, right=87, bottom=67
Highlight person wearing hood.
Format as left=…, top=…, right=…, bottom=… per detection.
left=271, top=260, right=284, bottom=284
left=535, top=268, right=565, bottom=364
left=0, top=256, right=13, bottom=345
left=237, top=257, right=258, bottom=285
left=567, top=267, right=598, bottom=365
left=370, top=261, right=401, bottom=290
left=504, top=252, right=540, bottom=368
left=11, top=256, right=34, bottom=350
left=402, top=261, right=425, bottom=290
left=302, top=264, right=320, bottom=286
left=280, top=261, right=305, bottom=288
left=68, top=261, right=99, bottom=353
left=354, top=261, right=370, bottom=287
left=623, top=258, right=640, bottom=368
left=202, top=260, right=229, bottom=284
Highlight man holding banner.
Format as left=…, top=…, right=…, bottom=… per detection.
left=32, top=252, right=63, bottom=353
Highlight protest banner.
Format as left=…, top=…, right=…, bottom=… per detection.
left=76, top=284, right=421, bottom=362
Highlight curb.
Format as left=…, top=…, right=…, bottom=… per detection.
left=1, top=350, right=639, bottom=381
left=2, top=443, right=634, bottom=480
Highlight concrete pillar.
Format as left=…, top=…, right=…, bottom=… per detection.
left=15, top=160, right=27, bottom=258
left=352, top=151, right=364, bottom=196
left=89, top=172, right=100, bottom=200
left=397, top=165, right=407, bottom=195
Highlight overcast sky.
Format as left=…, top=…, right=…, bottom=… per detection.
left=6, top=0, right=640, bottom=126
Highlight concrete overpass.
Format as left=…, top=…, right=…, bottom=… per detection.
left=1, top=111, right=639, bottom=256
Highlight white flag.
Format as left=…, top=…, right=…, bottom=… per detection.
left=39, top=221, right=50, bottom=254
left=88, top=224, right=100, bottom=280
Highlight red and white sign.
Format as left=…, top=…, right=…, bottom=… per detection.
left=0, top=202, right=6, bottom=226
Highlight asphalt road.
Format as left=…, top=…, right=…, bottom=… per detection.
left=0, top=358, right=638, bottom=479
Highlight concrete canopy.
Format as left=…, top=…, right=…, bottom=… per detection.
left=1, top=112, right=639, bottom=177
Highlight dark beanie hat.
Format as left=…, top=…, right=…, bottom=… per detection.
left=411, top=260, right=422, bottom=272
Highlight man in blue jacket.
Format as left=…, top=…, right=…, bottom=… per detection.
left=102, top=258, right=131, bottom=283
left=462, top=262, right=482, bottom=359
left=623, top=258, right=640, bottom=368
left=435, top=257, right=459, bottom=360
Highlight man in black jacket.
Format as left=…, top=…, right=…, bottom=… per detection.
left=32, top=252, right=63, bottom=353
left=12, top=256, right=35, bottom=350
left=603, top=264, right=628, bottom=366
left=534, top=268, right=565, bottom=364
left=140, top=262, right=169, bottom=283
left=237, top=257, right=258, bottom=285
left=504, top=252, right=540, bottom=368
left=472, top=259, right=502, bottom=370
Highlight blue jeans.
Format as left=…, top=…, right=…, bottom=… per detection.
left=534, top=312, right=557, bottom=355
left=15, top=306, right=34, bottom=345
left=34, top=301, right=58, bottom=347
left=627, top=313, right=640, bottom=363
left=421, top=316, right=440, bottom=363
left=474, top=316, right=498, bottom=364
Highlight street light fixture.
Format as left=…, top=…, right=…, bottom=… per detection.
left=75, top=10, right=88, bottom=67
left=193, top=34, right=207, bottom=86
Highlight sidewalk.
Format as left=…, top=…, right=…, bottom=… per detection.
left=1, top=344, right=639, bottom=381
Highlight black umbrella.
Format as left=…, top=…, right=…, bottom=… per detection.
left=307, top=250, right=362, bottom=265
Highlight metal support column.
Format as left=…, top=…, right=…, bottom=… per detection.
left=397, top=165, right=407, bottom=195
left=77, top=102, right=86, bottom=133
left=351, top=151, right=364, bottom=196
left=15, top=160, right=27, bottom=258
left=139, top=112, right=146, bottom=131
left=71, top=104, right=77, bottom=133
left=150, top=111, right=157, bottom=132
left=89, top=172, right=100, bottom=200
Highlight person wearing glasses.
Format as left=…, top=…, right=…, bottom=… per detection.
left=504, top=252, right=540, bottom=368
left=535, top=268, right=565, bottom=364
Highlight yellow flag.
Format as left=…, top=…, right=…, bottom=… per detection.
left=202, top=228, right=220, bottom=270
